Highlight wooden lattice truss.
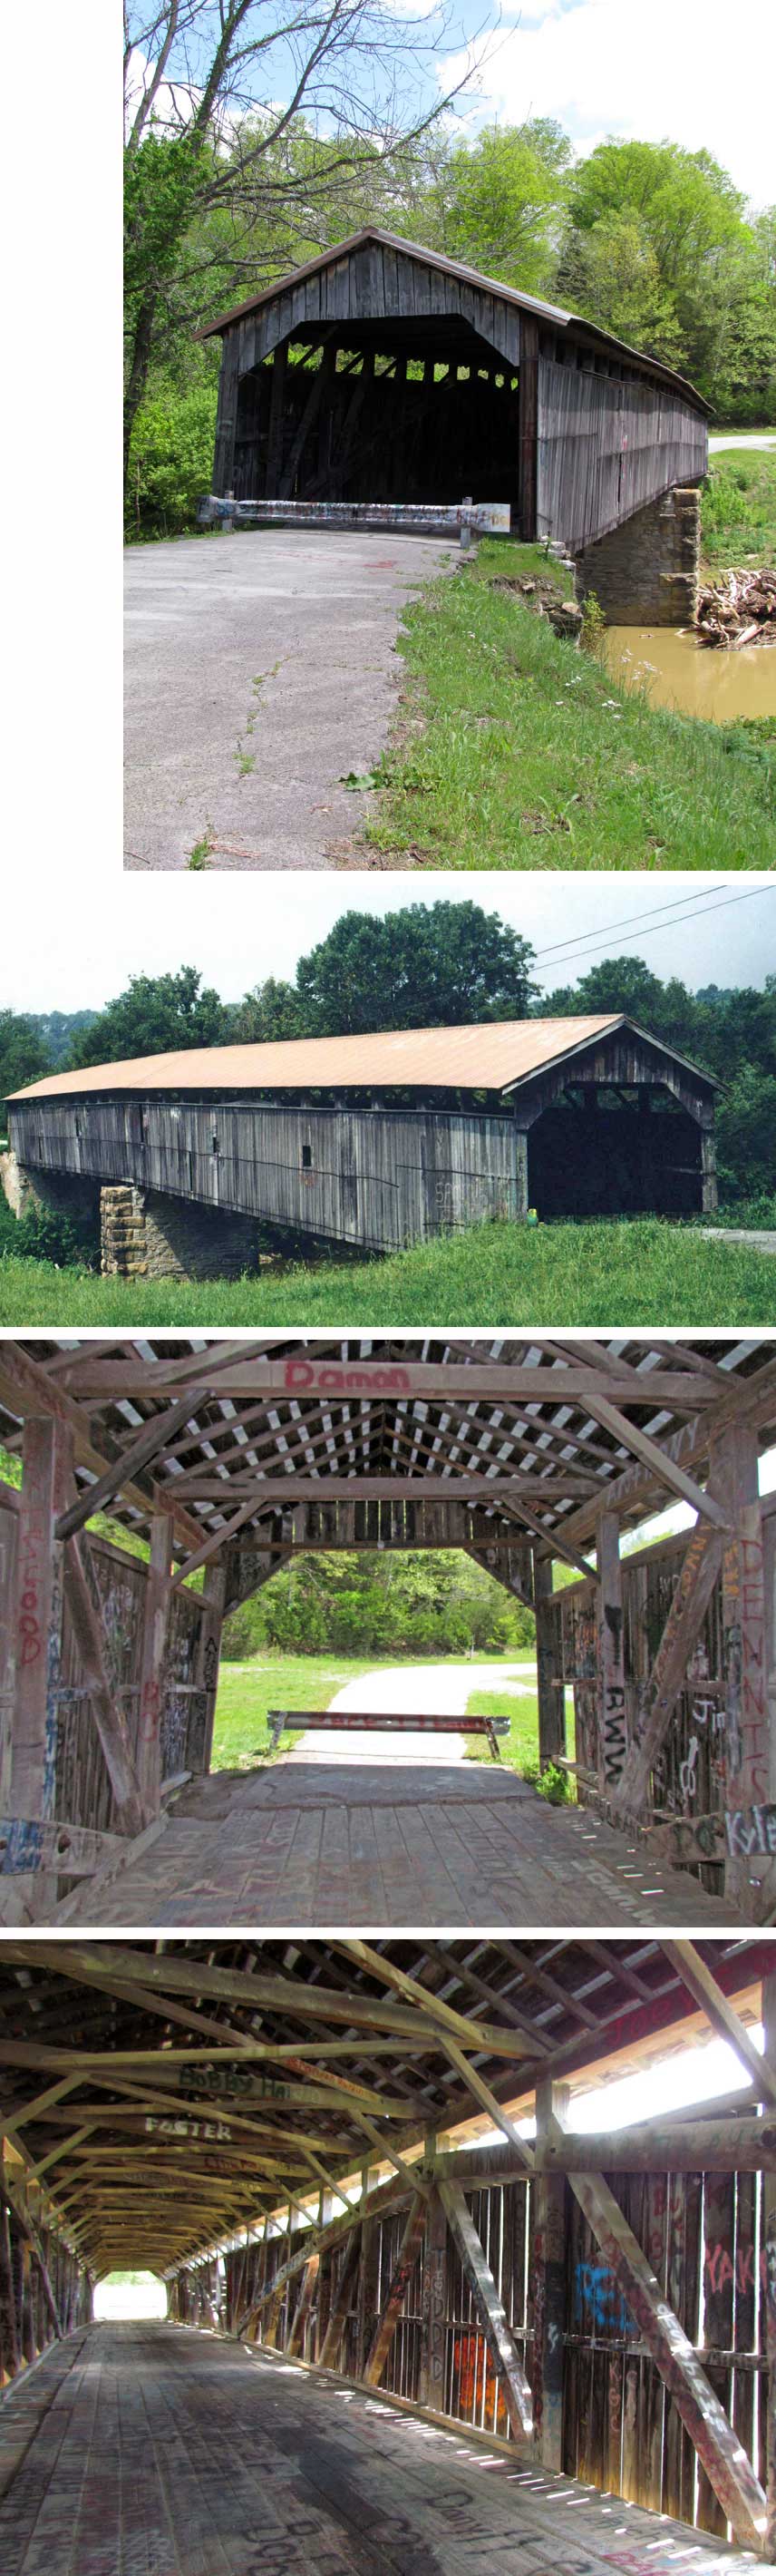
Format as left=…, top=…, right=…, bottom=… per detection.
left=0, top=1335, right=774, bottom=1913
left=1, top=1937, right=775, bottom=2553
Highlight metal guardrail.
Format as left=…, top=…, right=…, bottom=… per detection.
left=197, top=496, right=510, bottom=543
left=266, top=1709, right=509, bottom=1758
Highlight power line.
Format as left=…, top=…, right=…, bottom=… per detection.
left=533, top=882, right=726, bottom=959
left=534, top=881, right=776, bottom=979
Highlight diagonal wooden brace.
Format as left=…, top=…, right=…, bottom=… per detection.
left=567, top=2165, right=768, bottom=2552
left=615, top=1519, right=723, bottom=1815
left=438, top=2180, right=532, bottom=2437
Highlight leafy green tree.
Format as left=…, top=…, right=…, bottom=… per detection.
left=295, top=903, right=537, bottom=1034
left=558, top=139, right=755, bottom=399
left=67, top=969, right=230, bottom=1068
left=0, top=1011, right=53, bottom=1107
left=716, top=1067, right=776, bottom=1196
left=405, top=121, right=572, bottom=293
left=230, top=978, right=310, bottom=1042
left=222, top=1547, right=535, bottom=1657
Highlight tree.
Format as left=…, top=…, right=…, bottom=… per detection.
left=402, top=120, right=572, bottom=293
left=0, top=1011, right=53, bottom=1108
left=67, top=968, right=230, bottom=1068
left=294, top=902, right=538, bottom=1034
left=558, top=138, right=756, bottom=399
left=124, top=0, right=469, bottom=482
left=230, top=977, right=309, bottom=1042
left=716, top=1068, right=776, bottom=1198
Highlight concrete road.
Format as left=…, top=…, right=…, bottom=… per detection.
left=124, top=526, right=451, bottom=870
left=285, top=1659, right=536, bottom=1763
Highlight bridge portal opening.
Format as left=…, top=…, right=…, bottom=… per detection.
left=93, top=2272, right=168, bottom=2322
left=234, top=327, right=522, bottom=517
left=527, top=1088, right=704, bottom=1220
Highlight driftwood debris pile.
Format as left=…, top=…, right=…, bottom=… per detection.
left=696, top=566, right=776, bottom=648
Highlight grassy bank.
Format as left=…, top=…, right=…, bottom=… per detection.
left=212, top=1656, right=384, bottom=1765
left=703, top=448, right=776, bottom=568
left=464, top=1683, right=541, bottom=1772
left=361, top=539, right=775, bottom=868
left=1, top=1216, right=773, bottom=1327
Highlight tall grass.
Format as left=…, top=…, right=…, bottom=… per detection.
left=364, top=541, right=775, bottom=869
left=0, top=1217, right=773, bottom=1327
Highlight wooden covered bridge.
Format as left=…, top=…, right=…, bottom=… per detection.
left=0, top=1934, right=775, bottom=2571
left=0, top=1333, right=773, bottom=1926
left=4, top=1015, right=721, bottom=1273
left=200, top=226, right=710, bottom=616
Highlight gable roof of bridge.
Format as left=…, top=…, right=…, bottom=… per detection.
left=7, top=1014, right=720, bottom=1103
left=198, top=224, right=712, bottom=412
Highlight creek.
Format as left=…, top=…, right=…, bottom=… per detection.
left=601, top=625, right=776, bottom=723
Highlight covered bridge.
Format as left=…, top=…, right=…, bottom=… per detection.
left=200, top=227, right=710, bottom=600
left=0, top=1333, right=773, bottom=1925
left=0, top=1934, right=775, bottom=2569
left=4, top=1015, right=721, bottom=1276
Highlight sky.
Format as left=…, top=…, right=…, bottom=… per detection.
left=447, top=0, right=774, bottom=209
left=3, top=873, right=774, bottom=1017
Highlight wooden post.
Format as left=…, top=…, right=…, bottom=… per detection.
left=566, top=2164, right=768, bottom=2552
left=418, top=2183, right=447, bottom=2414
left=514, top=1129, right=529, bottom=1218
left=532, top=2080, right=568, bottom=2469
left=364, top=2195, right=426, bottom=2388
left=319, top=2228, right=361, bottom=2371
left=265, top=342, right=288, bottom=494
left=701, top=1117, right=718, bottom=1215
left=438, top=2181, right=532, bottom=2437
left=0, top=2186, right=19, bottom=2382
left=616, top=1520, right=723, bottom=1818
left=534, top=1557, right=563, bottom=1770
left=136, top=1513, right=173, bottom=1816
left=11, top=1415, right=74, bottom=1914
left=213, top=326, right=240, bottom=497
left=196, top=1563, right=227, bottom=1776
left=285, top=2250, right=319, bottom=2359
left=710, top=1423, right=773, bottom=1911
left=762, top=1970, right=776, bottom=2560
left=518, top=315, right=538, bottom=539
left=597, top=1511, right=626, bottom=1793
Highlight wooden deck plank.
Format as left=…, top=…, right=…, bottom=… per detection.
left=58, top=1763, right=736, bottom=1928
left=0, top=2324, right=763, bottom=2575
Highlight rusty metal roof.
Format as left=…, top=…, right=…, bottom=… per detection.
left=8, top=1015, right=720, bottom=1103
left=198, top=225, right=712, bottom=412
left=10, top=1013, right=664, bottom=1101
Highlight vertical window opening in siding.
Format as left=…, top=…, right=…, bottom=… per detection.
left=302, top=1144, right=313, bottom=1169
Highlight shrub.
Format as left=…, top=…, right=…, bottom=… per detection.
left=125, top=380, right=219, bottom=542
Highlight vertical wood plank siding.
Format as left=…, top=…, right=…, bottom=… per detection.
left=9, top=1102, right=524, bottom=1253
left=0, top=1517, right=211, bottom=1843
left=211, top=2151, right=770, bottom=2539
left=557, top=1494, right=776, bottom=1886
left=537, top=359, right=708, bottom=551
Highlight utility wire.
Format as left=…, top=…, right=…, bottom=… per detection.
left=533, top=881, right=728, bottom=959
left=534, top=880, right=776, bottom=977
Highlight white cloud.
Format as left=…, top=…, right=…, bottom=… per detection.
left=444, top=0, right=775, bottom=209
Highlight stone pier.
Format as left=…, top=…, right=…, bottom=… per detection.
left=575, top=484, right=701, bottom=626
left=100, top=1183, right=260, bottom=1283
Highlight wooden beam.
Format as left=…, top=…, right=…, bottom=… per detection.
left=53, top=1390, right=216, bottom=1540
left=531, top=2080, right=567, bottom=2466
left=535, top=2114, right=776, bottom=2173
left=661, top=1940, right=776, bottom=2110
left=438, top=2179, right=532, bottom=2437
left=136, top=1513, right=173, bottom=1814
left=335, top=1939, right=529, bottom=2058
left=417, top=2178, right=447, bottom=2415
left=583, top=1391, right=732, bottom=1530
left=614, top=1521, right=723, bottom=1816
left=534, top=1556, right=564, bottom=1770
left=441, top=2038, right=535, bottom=2173
left=318, top=2227, right=362, bottom=2369
left=364, top=2194, right=426, bottom=2387
left=1, top=1941, right=528, bottom=2055
left=353, top=2113, right=431, bottom=2202
left=566, top=2163, right=768, bottom=2552
left=761, top=1970, right=776, bottom=2556
left=61, top=1538, right=146, bottom=1835
left=0, top=1817, right=121, bottom=1879
left=0, top=1342, right=202, bottom=1550
left=562, top=1355, right=776, bottom=1551
left=284, top=2249, right=318, bottom=2357
left=713, top=1422, right=774, bottom=1913
left=11, top=1414, right=73, bottom=1914
left=63, top=1359, right=723, bottom=1407
left=168, top=1474, right=600, bottom=1504
left=597, top=1510, right=626, bottom=1792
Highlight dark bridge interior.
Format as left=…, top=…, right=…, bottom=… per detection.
left=528, top=1088, right=703, bottom=1220
left=234, top=321, right=522, bottom=512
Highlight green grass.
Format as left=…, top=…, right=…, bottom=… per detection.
left=212, top=1655, right=384, bottom=1766
left=2, top=1215, right=774, bottom=1328
left=702, top=449, right=776, bottom=569
left=362, top=539, right=775, bottom=869
left=463, top=1683, right=539, bottom=1770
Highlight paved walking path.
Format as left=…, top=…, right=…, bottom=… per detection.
left=0, top=2323, right=761, bottom=2574
left=124, top=529, right=450, bottom=870
left=702, top=1229, right=776, bottom=1254
left=286, top=1660, right=535, bottom=1763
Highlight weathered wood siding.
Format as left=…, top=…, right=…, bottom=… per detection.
left=202, top=2146, right=769, bottom=2538
left=223, top=1499, right=532, bottom=1611
left=9, top=1100, right=525, bottom=1254
left=557, top=1496, right=776, bottom=1873
left=537, top=361, right=708, bottom=550
left=0, top=1514, right=210, bottom=1836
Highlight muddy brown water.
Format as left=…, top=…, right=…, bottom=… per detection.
left=601, top=625, right=776, bottom=722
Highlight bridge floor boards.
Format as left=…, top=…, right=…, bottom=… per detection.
left=0, top=2323, right=761, bottom=2576
left=61, top=1761, right=735, bottom=1927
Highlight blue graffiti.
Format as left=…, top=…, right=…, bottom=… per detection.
left=574, top=2260, right=634, bottom=2335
